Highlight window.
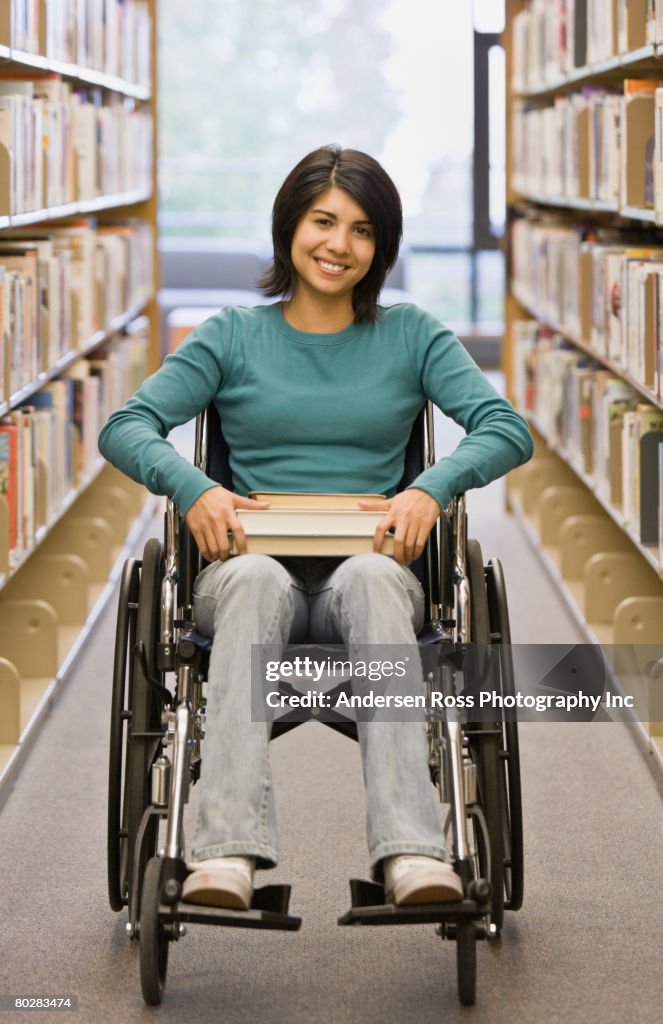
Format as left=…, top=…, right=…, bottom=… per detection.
left=159, top=0, right=505, bottom=334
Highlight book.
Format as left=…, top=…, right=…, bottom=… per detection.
left=0, top=237, right=61, bottom=373
left=659, top=442, right=663, bottom=562
left=640, top=429, right=663, bottom=542
left=621, top=79, right=661, bottom=210
left=231, top=509, right=395, bottom=557
left=0, top=418, right=19, bottom=568
left=0, top=265, right=5, bottom=402
left=618, top=0, right=648, bottom=51
left=66, top=359, right=100, bottom=479
left=0, top=246, right=40, bottom=388
left=590, top=372, right=636, bottom=503
left=634, top=405, right=663, bottom=537
left=248, top=492, right=386, bottom=509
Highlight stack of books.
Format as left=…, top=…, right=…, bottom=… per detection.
left=231, top=493, right=394, bottom=557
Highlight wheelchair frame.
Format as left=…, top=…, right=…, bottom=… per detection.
left=107, top=401, right=523, bottom=1007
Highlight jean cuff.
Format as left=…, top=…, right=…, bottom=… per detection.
left=191, top=841, right=278, bottom=871
left=369, top=841, right=448, bottom=883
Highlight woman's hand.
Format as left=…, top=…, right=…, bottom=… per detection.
left=185, top=486, right=270, bottom=561
left=358, top=488, right=441, bottom=565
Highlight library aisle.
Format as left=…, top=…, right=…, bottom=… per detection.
left=0, top=416, right=662, bottom=1024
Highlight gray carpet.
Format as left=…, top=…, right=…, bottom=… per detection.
left=1, top=390, right=662, bottom=1022
left=1, top=500, right=662, bottom=1024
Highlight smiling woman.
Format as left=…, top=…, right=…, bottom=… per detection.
left=98, top=142, right=533, bottom=915
left=286, top=189, right=376, bottom=331
left=259, top=146, right=402, bottom=326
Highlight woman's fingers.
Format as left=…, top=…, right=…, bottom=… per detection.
left=226, top=512, right=247, bottom=556
left=186, top=486, right=263, bottom=560
left=233, top=495, right=271, bottom=510
left=373, top=491, right=440, bottom=564
left=373, top=511, right=395, bottom=554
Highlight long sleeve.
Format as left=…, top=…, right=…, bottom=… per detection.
left=403, top=307, right=534, bottom=508
left=98, top=311, right=232, bottom=516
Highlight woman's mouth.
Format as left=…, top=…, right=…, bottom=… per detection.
left=315, top=258, right=348, bottom=275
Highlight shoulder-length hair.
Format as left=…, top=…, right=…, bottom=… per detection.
left=259, top=145, right=403, bottom=324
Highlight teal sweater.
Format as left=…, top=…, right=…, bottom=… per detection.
left=98, top=302, right=533, bottom=516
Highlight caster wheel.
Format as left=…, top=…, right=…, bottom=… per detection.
left=456, top=921, right=477, bottom=1006
left=139, top=857, right=170, bottom=1005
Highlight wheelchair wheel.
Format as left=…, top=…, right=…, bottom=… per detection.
left=108, top=557, right=140, bottom=911
left=486, top=558, right=524, bottom=913
left=139, top=857, right=170, bottom=1006
left=466, top=539, right=505, bottom=935
left=117, top=539, right=165, bottom=921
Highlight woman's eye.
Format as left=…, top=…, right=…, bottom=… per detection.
left=314, top=218, right=331, bottom=226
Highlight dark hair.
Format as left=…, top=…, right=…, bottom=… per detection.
left=259, top=145, right=403, bottom=324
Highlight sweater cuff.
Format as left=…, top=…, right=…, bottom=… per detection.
left=173, top=472, right=222, bottom=518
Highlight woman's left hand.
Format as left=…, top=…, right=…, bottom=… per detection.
left=358, top=488, right=441, bottom=565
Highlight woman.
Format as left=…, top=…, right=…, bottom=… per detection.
left=99, top=145, right=533, bottom=911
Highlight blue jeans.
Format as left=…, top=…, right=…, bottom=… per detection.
left=190, top=552, right=447, bottom=881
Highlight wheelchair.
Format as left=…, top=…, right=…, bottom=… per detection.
left=106, top=401, right=524, bottom=1007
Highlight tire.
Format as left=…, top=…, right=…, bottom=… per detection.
left=108, top=558, right=140, bottom=911
left=467, top=539, right=490, bottom=645
left=456, top=921, right=477, bottom=1006
left=486, top=558, right=524, bottom=913
left=124, top=538, right=165, bottom=920
left=466, top=540, right=505, bottom=934
left=139, top=857, right=170, bottom=1006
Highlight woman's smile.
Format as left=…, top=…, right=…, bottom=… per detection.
left=315, top=257, right=350, bottom=275
left=288, top=186, right=376, bottom=319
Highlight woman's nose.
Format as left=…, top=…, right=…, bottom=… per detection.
left=326, top=226, right=350, bottom=254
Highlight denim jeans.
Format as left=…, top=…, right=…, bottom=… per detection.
left=190, top=552, right=447, bottom=880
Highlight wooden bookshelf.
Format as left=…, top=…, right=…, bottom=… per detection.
left=0, top=1, right=160, bottom=793
left=504, top=0, right=663, bottom=787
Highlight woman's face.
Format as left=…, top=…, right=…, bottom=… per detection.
left=289, top=187, right=376, bottom=305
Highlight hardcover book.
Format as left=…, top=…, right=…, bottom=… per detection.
left=233, top=507, right=394, bottom=557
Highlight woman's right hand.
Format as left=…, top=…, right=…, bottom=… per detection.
left=185, top=486, right=270, bottom=561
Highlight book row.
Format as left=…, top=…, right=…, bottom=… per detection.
left=513, top=318, right=663, bottom=552
left=511, top=215, right=663, bottom=396
left=0, top=75, right=152, bottom=216
left=512, top=0, right=658, bottom=93
left=0, top=218, right=153, bottom=402
left=6, top=0, right=151, bottom=88
left=512, top=79, right=663, bottom=212
left=0, top=319, right=149, bottom=571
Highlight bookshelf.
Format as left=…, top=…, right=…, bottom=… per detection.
left=505, top=0, right=663, bottom=786
left=0, top=1, right=160, bottom=796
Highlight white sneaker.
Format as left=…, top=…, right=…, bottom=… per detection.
left=181, top=856, right=255, bottom=910
left=383, top=855, right=464, bottom=905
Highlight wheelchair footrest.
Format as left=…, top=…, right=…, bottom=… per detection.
left=167, top=885, right=302, bottom=931
left=337, top=878, right=486, bottom=927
